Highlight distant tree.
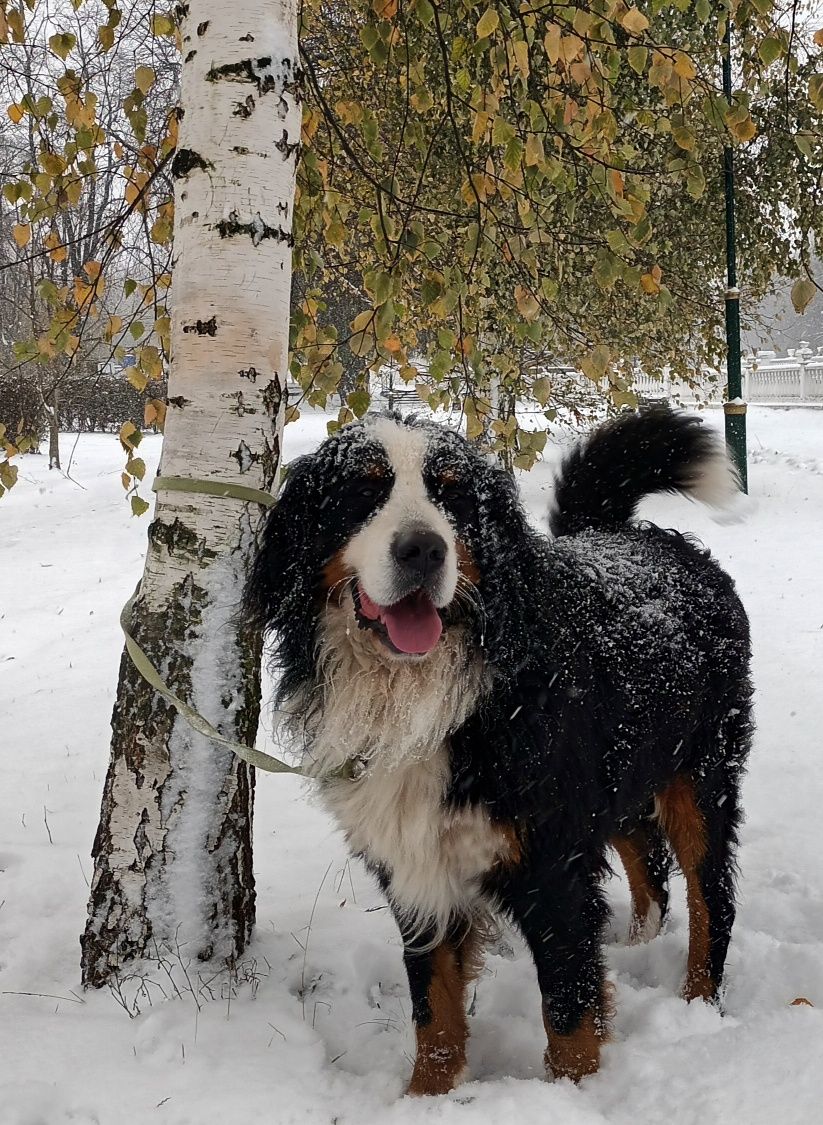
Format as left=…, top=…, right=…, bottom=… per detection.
left=1, top=0, right=176, bottom=494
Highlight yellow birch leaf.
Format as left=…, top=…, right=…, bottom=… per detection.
left=621, top=9, right=650, bottom=36
left=135, top=66, right=156, bottom=95
left=674, top=52, right=697, bottom=80
left=515, top=284, right=540, bottom=321
left=12, top=223, right=31, bottom=248
left=476, top=8, right=499, bottom=39
left=791, top=278, right=816, bottom=314
left=544, top=24, right=561, bottom=65
left=512, top=39, right=529, bottom=79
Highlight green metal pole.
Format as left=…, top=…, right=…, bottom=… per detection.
left=722, top=13, right=748, bottom=491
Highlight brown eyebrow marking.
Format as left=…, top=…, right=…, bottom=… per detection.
left=364, top=462, right=389, bottom=478
left=438, top=469, right=461, bottom=485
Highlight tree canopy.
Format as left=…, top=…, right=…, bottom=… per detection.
left=3, top=0, right=823, bottom=486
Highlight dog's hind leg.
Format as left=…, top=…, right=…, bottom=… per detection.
left=611, top=814, right=672, bottom=943
left=656, top=765, right=743, bottom=1004
left=401, top=920, right=483, bottom=1096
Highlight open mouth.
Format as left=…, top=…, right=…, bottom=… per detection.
left=352, top=582, right=444, bottom=655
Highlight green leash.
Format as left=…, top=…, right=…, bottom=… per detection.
left=119, top=474, right=351, bottom=780
left=153, top=475, right=278, bottom=508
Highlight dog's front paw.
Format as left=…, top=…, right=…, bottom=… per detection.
left=406, top=1049, right=467, bottom=1097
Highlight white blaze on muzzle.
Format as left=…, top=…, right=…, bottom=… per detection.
left=342, top=418, right=459, bottom=651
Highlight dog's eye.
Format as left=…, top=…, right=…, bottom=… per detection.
left=345, top=477, right=383, bottom=502
left=439, top=483, right=474, bottom=519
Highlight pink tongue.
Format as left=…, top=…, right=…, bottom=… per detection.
left=358, top=587, right=443, bottom=654
left=382, top=591, right=443, bottom=654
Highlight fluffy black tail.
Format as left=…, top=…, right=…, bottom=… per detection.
left=549, top=405, right=739, bottom=537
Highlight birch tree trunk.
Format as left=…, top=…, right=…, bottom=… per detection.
left=44, top=383, right=59, bottom=470
left=81, top=0, right=300, bottom=987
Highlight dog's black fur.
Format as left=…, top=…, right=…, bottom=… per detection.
left=246, top=406, right=753, bottom=1091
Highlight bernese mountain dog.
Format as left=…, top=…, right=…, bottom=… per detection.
left=245, top=405, right=753, bottom=1095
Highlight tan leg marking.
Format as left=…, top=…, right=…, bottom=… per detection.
left=656, top=775, right=714, bottom=1001
left=544, top=1010, right=605, bottom=1083
left=611, top=831, right=664, bottom=943
left=407, top=930, right=484, bottom=1097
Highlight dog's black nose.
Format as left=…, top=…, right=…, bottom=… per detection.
left=392, top=529, right=447, bottom=578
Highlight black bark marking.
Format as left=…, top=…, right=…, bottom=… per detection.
left=183, top=316, right=218, bottom=337
left=206, top=57, right=276, bottom=96
left=150, top=517, right=217, bottom=563
left=231, top=441, right=260, bottom=474
left=233, top=95, right=255, bottom=119
left=197, top=20, right=209, bottom=36
left=261, top=378, right=283, bottom=415
left=274, top=129, right=300, bottom=160
left=225, top=391, right=257, bottom=417
left=239, top=366, right=259, bottom=382
left=239, top=33, right=255, bottom=42
left=172, top=148, right=210, bottom=179
left=175, top=3, right=190, bottom=19
left=185, top=49, right=197, bottom=63
left=215, top=210, right=294, bottom=247
left=168, top=395, right=191, bottom=409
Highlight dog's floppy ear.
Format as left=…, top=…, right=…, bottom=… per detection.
left=472, top=462, right=545, bottom=678
left=244, top=453, right=318, bottom=637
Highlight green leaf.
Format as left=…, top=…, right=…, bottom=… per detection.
left=758, top=37, right=783, bottom=67
left=364, top=270, right=392, bottom=305
left=671, top=124, right=695, bottom=151
left=810, top=75, right=823, bottom=111
left=627, top=46, right=647, bottom=75
left=346, top=389, right=371, bottom=417
left=686, top=165, right=706, bottom=199
left=416, top=0, right=434, bottom=26
left=130, top=494, right=150, bottom=517
left=48, top=32, right=76, bottom=60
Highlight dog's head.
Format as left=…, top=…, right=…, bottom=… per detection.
left=245, top=413, right=538, bottom=698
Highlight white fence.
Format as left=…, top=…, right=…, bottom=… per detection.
left=631, top=348, right=823, bottom=405
left=740, top=349, right=823, bottom=403
left=373, top=351, right=823, bottom=413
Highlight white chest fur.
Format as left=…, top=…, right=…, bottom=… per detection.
left=321, top=747, right=512, bottom=938
left=294, top=604, right=509, bottom=936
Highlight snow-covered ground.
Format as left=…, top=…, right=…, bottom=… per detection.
left=1, top=407, right=822, bottom=1125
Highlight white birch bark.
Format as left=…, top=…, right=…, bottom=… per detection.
left=82, top=0, right=300, bottom=986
